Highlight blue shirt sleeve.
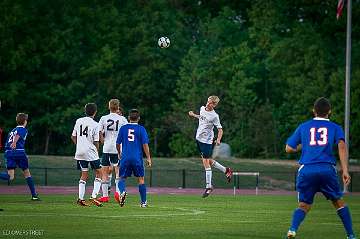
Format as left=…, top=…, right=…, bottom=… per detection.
left=141, top=127, right=149, bottom=145
left=116, top=128, right=123, bottom=144
left=286, top=125, right=301, bottom=149
left=17, top=127, right=27, bottom=140
left=334, top=124, right=345, bottom=144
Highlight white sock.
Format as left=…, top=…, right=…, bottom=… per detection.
left=212, top=161, right=226, bottom=173
left=91, top=178, right=102, bottom=198
left=115, top=178, right=120, bottom=193
left=205, top=168, right=212, bottom=188
left=79, top=180, right=86, bottom=200
left=102, top=181, right=109, bottom=197
left=108, top=174, right=113, bottom=187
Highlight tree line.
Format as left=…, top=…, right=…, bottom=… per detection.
left=1, top=0, right=359, bottom=158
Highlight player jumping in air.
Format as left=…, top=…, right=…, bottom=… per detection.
left=0, top=113, right=39, bottom=201
left=98, top=99, right=127, bottom=202
left=115, top=109, right=152, bottom=208
left=188, top=95, right=233, bottom=198
left=284, top=97, right=356, bottom=239
left=71, top=103, right=103, bottom=207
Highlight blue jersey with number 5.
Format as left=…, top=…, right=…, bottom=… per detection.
left=116, top=123, right=149, bottom=162
left=286, top=118, right=345, bottom=165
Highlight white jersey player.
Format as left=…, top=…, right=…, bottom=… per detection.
left=188, top=96, right=233, bottom=198
left=71, top=103, right=103, bottom=207
left=98, top=99, right=128, bottom=202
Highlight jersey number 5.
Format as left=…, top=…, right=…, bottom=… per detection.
left=128, top=129, right=135, bottom=142
left=309, top=127, right=328, bottom=146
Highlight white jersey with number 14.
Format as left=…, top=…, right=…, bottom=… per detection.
left=72, top=116, right=100, bottom=161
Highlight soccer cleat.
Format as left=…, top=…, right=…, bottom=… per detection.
left=225, top=167, right=233, bottom=183
left=140, top=201, right=148, bottom=208
left=98, top=196, right=109, bottom=203
left=286, top=230, right=296, bottom=238
left=77, top=199, right=90, bottom=207
left=31, top=195, right=41, bottom=201
left=118, top=192, right=127, bottom=207
left=347, top=235, right=357, bottom=239
left=89, top=197, right=103, bottom=207
left=202, top=187, right=213, bottom=198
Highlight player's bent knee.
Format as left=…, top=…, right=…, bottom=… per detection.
left=298, top=202, right=311, bottom=213
left=332, top=199, right=345, bottom=209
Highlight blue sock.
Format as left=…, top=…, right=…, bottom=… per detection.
left=118, top=178, right=126, bottom=194
left=337, top=206, right=354, bottom=236
left=0, top=172, right=10, bottom=181
left=290, top=208, right=306, bottom=232
left=138, top=184, right=147, bottom=203
left=25, top=177, right=37, bottom=197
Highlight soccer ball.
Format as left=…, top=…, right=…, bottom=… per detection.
left=158, top=36, right=170, bottom=48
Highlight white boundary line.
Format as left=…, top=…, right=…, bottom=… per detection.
left=0, top=206, right=205, bottom=218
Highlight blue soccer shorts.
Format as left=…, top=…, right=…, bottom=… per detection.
left=296, top=163, right=343, bottom=204
left=77, top=159, right=102, bottom=171
left=119, top=159, right=145, bottom=178
left=5, top=151, right=29, bottom=170
left=101, top=153, right=119, bottom=166
left=196, top=140, right=213, bottom=159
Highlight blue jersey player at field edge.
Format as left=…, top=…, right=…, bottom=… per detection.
left=285, top=97, right=356, bottom=239
left=0, top=113, right=39, bottom=201
left=115, top=109, right=152, bottom=208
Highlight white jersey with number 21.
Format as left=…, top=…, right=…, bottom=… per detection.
left=99, top=113, right=128, bottom=154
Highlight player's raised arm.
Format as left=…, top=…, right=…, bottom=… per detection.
left=142, top=144, right=152, bottom=167
left=188, top=111, right=200, bottom=119
left=338, top=140, right=351, bottom=186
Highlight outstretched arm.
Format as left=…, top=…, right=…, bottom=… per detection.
left=338, top=140, right=351, bottom=186
left=188, top=111, right=200, bottom=119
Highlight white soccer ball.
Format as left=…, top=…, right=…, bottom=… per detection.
left=158, top=36, right=170, bottom=48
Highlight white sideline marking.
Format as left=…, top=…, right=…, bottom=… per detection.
left=1, top=207, right=205, bottom=218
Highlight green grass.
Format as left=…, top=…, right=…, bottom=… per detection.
left=0, top=194, right=359, bottom=239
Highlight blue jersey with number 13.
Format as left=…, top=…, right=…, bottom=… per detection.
left=286, top=118, right=345, bottom=165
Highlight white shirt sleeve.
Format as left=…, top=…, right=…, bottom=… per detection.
left=214, top=115, right=222, bottom=129
left=93, top=123, right=100, bottom=141
left=99, top=116, right=105, bottom=132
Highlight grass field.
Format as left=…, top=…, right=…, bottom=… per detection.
left=0, top=194, right=359, bottom=239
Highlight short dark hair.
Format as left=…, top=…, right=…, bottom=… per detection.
left=85, top=103, right=97, bottom=116
left=314, top=97, right=331, bottom=117
left=16, top=113, right=28, bottom=125
left=129, top=109, right=140, bottom=121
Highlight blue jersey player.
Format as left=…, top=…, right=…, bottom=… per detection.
left=285, top=97, right=356, bottom=239
left=0, top=113, right=39, bottom=201
left=115, top=109, right=152, bottom=208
